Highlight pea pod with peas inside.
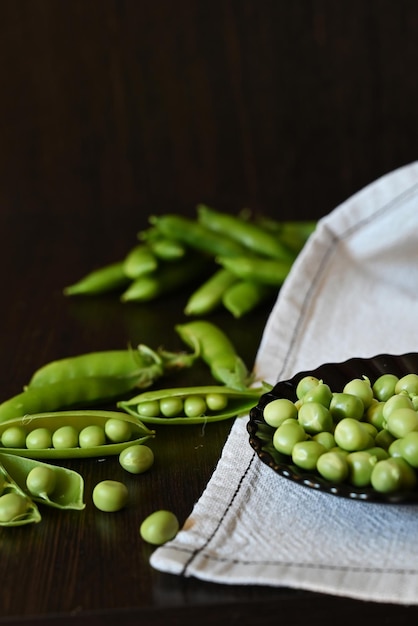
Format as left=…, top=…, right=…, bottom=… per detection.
left=0, top=453, right=85, bottom=510
left=0, top=410, right=155, bottom=459
left=118, top=384, right=271, bottom=425
left=0, top=461, right=41, bottom=526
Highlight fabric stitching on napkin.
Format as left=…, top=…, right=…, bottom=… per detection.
left=276, top=179, right=418, bottom=382
left=180, top=177, right=418, bottom=579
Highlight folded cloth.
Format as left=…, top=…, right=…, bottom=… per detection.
left=151, top=161, right=418, bottom=605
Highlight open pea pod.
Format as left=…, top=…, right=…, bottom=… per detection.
left=0, top=453, right=85, bottom=510
left=117, top=384, right=272, bottom=425
left=0, top=410, right=155, bottom=459
left=0, top=463, right=41, bottom=526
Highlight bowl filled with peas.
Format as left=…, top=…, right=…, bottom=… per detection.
left=248, top=352, right=418, bottom=503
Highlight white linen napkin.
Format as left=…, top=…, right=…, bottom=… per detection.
left=151, top=161, right=418, bottom=605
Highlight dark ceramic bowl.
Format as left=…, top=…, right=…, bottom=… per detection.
left=248, top=353, right=418, bottom=503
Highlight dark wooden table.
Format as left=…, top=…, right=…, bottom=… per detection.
left=1, top=1, right=418, bottom=623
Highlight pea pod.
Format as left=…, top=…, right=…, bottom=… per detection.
left=184, top=268, right=239, bottom=316
left=149, top=214, right=248, bottom=258
left=222, top=280, right=275, bottom=318
left=0, top=345, right=194, bottom=423
left=122, top=244, right=158, bottom=279
left=175, top=320, right=252, bottom=390
left=0, top=453, right=85, bottom=510
left=0, top=410, right=155, bottom=459
left=120, top=254, right=211, bottom=303
left=63, top=261, right=131, bottom=296
left=118, top=384, right=270, bottom=424
left=197, top=204, right=296, bottom=262
left=0, top=463, right=41, bottom=526
left=216, top=255, right=293, bottom=287
left=138, top=228, right=186, bottom=260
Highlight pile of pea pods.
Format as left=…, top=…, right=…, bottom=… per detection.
left=63, top=205, right=316, bottom=318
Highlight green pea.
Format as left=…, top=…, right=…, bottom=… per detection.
left=397, top=431, right=418, bottom=468
left=382, top=393, right=413, bottom=421
left=329, top=393, right=364, bottom=422
left=0, top=474, right=5, bottom=494
left=1, top=426, right=27, bottom=448
left=291, top=440, right=325, bottom=470
left=26, top=466, right=57, bottom=497
left=26, top=428, right=52, bottom=450
left=372, top=373, right=399, bottom=402
left=0, top=492, right=29, bottom=522
left=297, top=402, right=333, bottom=434
left=374, top=428, right=396, bottom=451
left=273, top=420, right=306, bottom=456
left=346, top=451, right=376, bottom=487
left=312, top=431, right=336, bottom=450
left=205, top=393, right=228, bottom=412
left=137, top=400, right=161, bottom=418
left=343, top=377, right=374, bottom=409
left=119, top=444, right=154, bottom=474
left=388, top=438, right=404, bottom=458
left=395, top=373, right=418, bottom=396
left=316, top=450, right=349, bottom=484
left=385, top=407, right=418, bottom=439
left=371, top=457, right=416, bottom=493
left=92, top=480, right=129, bottom=512
left=263, top=398, right=298, bottom=428
left=295, top=376, right=320, bottom=400
left=184, top=395, right=207, bottom=418
left=52, top=425, right=79, bottom=449
left=104, top=418, right=133, bottom=443
left=365, top=400, right=385, bottom=430
left=302, top=382, right=333, bottom=408
left=79, top=425, right=106, bottom=448
left=364, top=446, right=389, bottom=461
left=334, top=418, right=374, bottom=451
left=140, top=509, right=179, bottom=545
left=159, top=397, right=183, bottom=418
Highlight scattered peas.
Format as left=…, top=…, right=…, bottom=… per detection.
left=139, top=509, right=179, bottom=545
left=92, top=480, right=129, bottom=512
left=119, top=444, right=154, bottom=474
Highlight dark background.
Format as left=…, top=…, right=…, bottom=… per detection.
left=1, top=0, right=417, bottom=224
left=0, top=3, right=418, bottom=623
